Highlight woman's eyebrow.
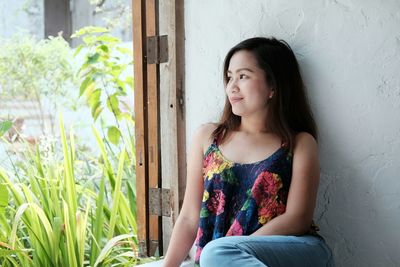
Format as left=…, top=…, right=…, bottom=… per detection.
left=227, top=68, right=254, bottom=73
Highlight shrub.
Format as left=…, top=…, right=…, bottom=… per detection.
left=0, top=118, right=138, bottom=266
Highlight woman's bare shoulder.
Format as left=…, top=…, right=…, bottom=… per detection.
left=293, top=132, right=318, bottom=156
left=192, top=123, right=218, bottom=151
left=294, top=132, right=317, bottom=146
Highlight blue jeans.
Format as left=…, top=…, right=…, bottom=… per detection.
left=199, top=235, right=334, bottom=267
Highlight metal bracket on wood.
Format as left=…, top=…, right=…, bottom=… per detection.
left=149, top=239, right=160, bottom=257
left=147, top=35, right=169, bottom=64
left=149, top=188, right=171, bottom=217
left=138, top=240, right=147, bottom=257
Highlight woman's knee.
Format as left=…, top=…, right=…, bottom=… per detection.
left=200, top=237, right=236, bottom=266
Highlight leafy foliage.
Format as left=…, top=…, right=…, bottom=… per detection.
left=72, top=26, right=134, bottom=146
left=0, top=33, right=77, bottom=106
left=0, top=26, right=142, bottom=266
left=0, top=33, right=78, bottom=136
left=0, top=118, right=139, bottom=266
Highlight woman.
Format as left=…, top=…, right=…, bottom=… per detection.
left=163, top=37, right=333, bottom=267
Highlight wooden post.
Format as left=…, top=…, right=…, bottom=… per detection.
left=146, top=0, right=162, bottom=257
left=133, top=0, right=185, bottom=256
left=159, top=0, right=186, bottom=254
left=132, top=0, right=149, bottom=256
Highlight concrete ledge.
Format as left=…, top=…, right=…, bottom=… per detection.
left=138, top=259, right=193, bottom=267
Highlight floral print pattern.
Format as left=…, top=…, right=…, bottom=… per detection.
left=194, top=141, right=295, bottom=264
left=252, top=171, right=286, bottom=224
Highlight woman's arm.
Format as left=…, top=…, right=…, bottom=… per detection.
left=163, top=124, right=215, bottom=267
left=251, top=132, right=320, bottom=236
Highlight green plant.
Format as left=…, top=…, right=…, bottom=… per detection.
left=0, top=121, right=12, bottom=137
left=0, top=33, right=78, bottom=133
left=72, top=26, right=134, bottom=146
left=0, top=117, right=139, bottom=266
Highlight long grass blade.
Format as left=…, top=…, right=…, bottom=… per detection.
left=107, top=150, right=125, bottom=240
left=92, top=126, right=116, bottom=188
left=93, top=233, right=135, bottom=267
left=90, top=175, right=105, bottom=265
left=63, top=200, right=78, bottom=267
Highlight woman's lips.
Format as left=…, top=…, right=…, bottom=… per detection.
left=229, top=97, right=243, bottom=104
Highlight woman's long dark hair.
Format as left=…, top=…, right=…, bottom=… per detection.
left=212, top=37, right=317, bottom=151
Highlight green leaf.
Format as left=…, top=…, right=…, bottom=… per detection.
left=87, top=53, right=100, bottom=65
left=116, top=79, right=127, bottom=93
left=107, top=126, right=121, bottom=145
left=0, top=184, right=8, bottom=214
left=73, top=44, right=84, bottom=57
left=116, top=47, right=132, bottom=55
left=98, top=44, right=109, bottom=53
left=93, top=234, right=135, bottom=267
left=116, top=112, right=133, bottom=122
left=90, top=176, right=106, bottom=265
left=71, top=26, right=109, bottom=38
left=92, top=105, right=103, bottom=122
left=63, top=201, right=78, bottom=267
left=0, top=120, right=12, bottom=137
left=82, top=35, right=97, bottom=46
left=79, top=77, right=94, bottom=97
left=96, top=35, right=121, bottom=44
left=88, top=89, right=101, bottom=109
left=110, top=65, right=123, bottom=78
left=107, top=150, right=125, bottom=238
left=106, top=94, right=121, bottom=116
left=92, top=126, right=116, bottom=188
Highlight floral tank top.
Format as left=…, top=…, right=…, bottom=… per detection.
left=194, top=139, right=293, bottom=264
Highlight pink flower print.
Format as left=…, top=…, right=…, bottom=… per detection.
left=252, top=171, right=282, bottom=205
left=216, top=190, right=226, bottom=215
left=195, top=227, right=203, bottom=245
left=251, top=171, right=286, bottom=225
left=226, top=219, right=243, bottom=236
left=195, top=247, right=202, bottom=263
left=275, top=201, right=286, bottom=215
left=203, top=153, right=217, bottom=179
left=257, top=196, right=286, bottom=224
left=207, top=189, right=225, bottom=215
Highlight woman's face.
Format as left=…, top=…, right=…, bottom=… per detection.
left=226, top=50, right=274, bottom=118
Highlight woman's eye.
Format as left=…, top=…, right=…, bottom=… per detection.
left=239, top=74, right=247, bottom=79
left=227, top=76, right=233, bottom=82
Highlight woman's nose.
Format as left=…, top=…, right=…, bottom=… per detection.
left=228, top=79, right=239, bottom=93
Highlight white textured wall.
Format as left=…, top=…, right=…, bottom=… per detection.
left=184, top=1, right=400, bottom=266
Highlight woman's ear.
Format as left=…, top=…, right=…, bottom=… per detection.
left=269, top=90, right=275, bottom=99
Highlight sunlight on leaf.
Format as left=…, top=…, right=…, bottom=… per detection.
left=107, top=126, right=121, bottom=145
left=0, top=184, right=8, bottom=214
left=0, top=120, right=12, bottom=137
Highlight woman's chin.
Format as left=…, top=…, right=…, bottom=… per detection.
left=231, top=109, right=243, bottom=116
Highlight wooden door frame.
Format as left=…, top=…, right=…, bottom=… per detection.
left=132, top=0, right=185, bottom=257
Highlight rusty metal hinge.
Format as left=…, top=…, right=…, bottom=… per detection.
left=149, top=188, right=171, bottom=217
left=146, top=35, right=168, bottom=64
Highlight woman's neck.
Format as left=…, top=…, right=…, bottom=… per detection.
left=239, top=116, right=270, bottom=134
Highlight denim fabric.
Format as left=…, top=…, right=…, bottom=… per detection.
left=199, top=235, right=334, bottom=267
